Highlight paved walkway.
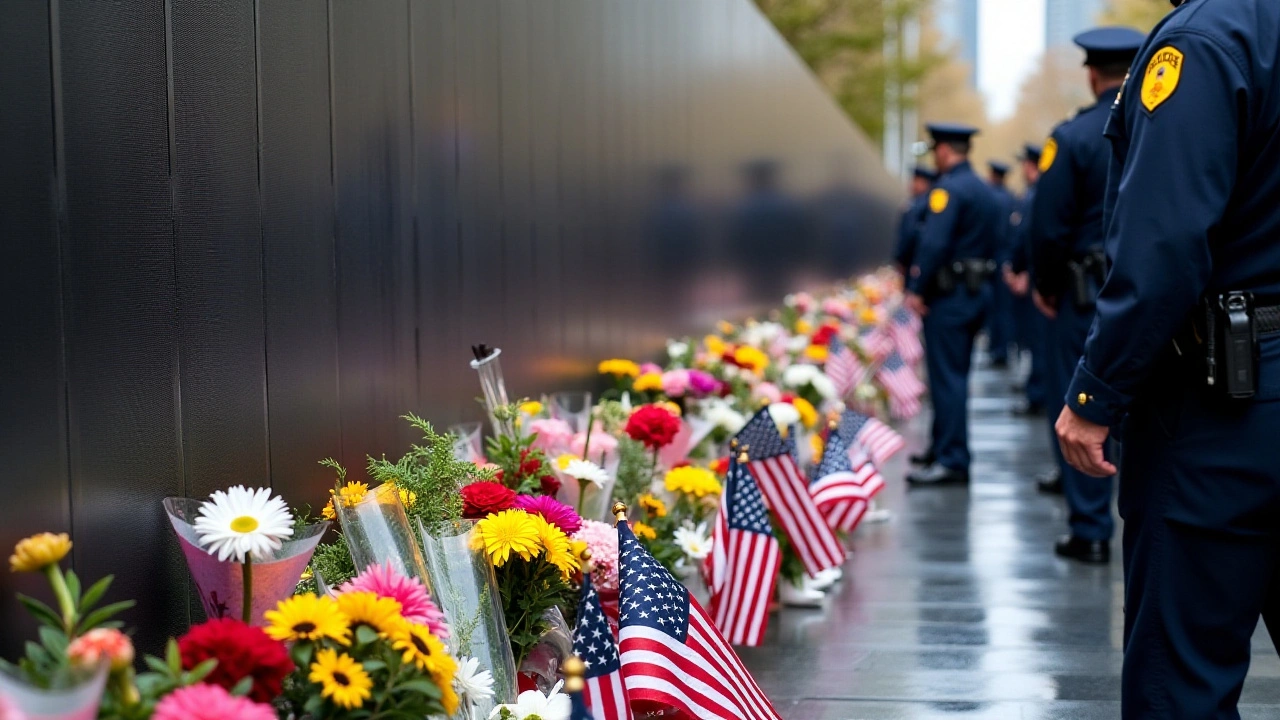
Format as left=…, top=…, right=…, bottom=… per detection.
left=741, top=362, right=1280, bottom=719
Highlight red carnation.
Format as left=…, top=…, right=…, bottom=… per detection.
left=461, top=481, right=517, bottom=519
left=811, top=324, right=839, bottom=347
left=625, top=405, right=682, bottom=450
left=539, top=474, right=562, bottom=496
left=518, top=450, right=545, bottom=477
left=178, top=618, right=292, bottom=703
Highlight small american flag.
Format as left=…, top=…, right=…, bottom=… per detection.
left=876, top=351, right=925, bottom=419
left=734, top=410, right=844, bottom=576
left=810, top=432, right=885, bottom=533
left=618, top=521, right=783, bottom=720
left=707, top=455, right=781, bottom=647
left=890, top=307, right=924, bottom=365
left=574, top=574, right=633, bottom=720
left=837, top=410, right=905, bottom=467
left=825, top=337, right=864, bottom=399
left=859, top=325, right=895, bottom=361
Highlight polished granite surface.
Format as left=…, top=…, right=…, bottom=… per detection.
left=741, top=362, right=1280, bottom=719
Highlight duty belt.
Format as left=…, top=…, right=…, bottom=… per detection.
left=934, top=258, right=996, bottom=295
left=1175, top=293, right=1280, bottom=400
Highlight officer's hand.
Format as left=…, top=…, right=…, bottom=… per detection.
left=1055, top=407, right=1116, bottom=478
left=905, top=292, right=928, bottom=317
left=1005, top=271, right=1029, bottom=297
left=1033, top=290, right=1057, bottom=319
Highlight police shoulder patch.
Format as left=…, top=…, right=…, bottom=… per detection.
left=929, top=188, right=949, bottom=214
left=1141, top=45, right=1183, bottom=113
left=1039, top=138, right=1058, bottom=174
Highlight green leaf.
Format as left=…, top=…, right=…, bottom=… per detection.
left=361, top=659, right=386, bottom=674
left=144, top=656, right=170, bottom=674
left=291, top=641, right=314, bottom=669
left=17, top=594, right=64, bottom=629
left=78, top=575, right=114, bottom=613
left=38, top=626, right=69, bottom=655
left=64, top=570, right=82, bottom=608
left=303, top=693, right=326, bottom=716
left=75, top=600, right=136, bottom=635
left=230, top=675, right=254, bottom=697
left=392, top=678, right=443, bottom=699
left=184, top=658, right=218, bottom=684
left=165, top=639, right=181, bottom=671
left=355, top=625, right=379, bottom=647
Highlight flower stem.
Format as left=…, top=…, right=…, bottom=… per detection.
left=576, top=478, right=589, bottom=516
left=45, top=564, right=76, bottom=635
left=650, top=446, right=661, bottom=485
left=241, top=557, right=253, bottom=624
left=581, top=405, right=596, bottom=460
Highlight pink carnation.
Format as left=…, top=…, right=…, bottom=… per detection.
left=0, top=691, right=25, bottom=720
left=823, top=297, right=853, bottom=320
left=752, top=381, right=782, bottom=405
left=528, top=418, right=575, bottom=454
left=792, top=292, right=815, bottom=313
left=638, top=362, right=663, bottom=376
left=573, top=520, right=619, bottom=592
left=515, top=494, right=583, bottom=535
left=571, top=427, right=618, bottom=464
left=152, top=684, right=275, bottom=720
left=339, top=561, right=449, bottom=639
left=687, top=369, right=720, bottom=397
left=661, top=370, right=691, bottom=398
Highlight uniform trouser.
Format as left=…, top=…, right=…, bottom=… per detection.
left=986, top=276, right=1014, bottom=362
left=1022, top=299, right=1048, bottom=407
left=922, top=290, right=987, bottom=472
left=1119, top=350, right=1280, bottom=719
left=1049, top=299, right=1115, bottom=541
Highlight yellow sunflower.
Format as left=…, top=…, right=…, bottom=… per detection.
left=792, top=397, right=819, bottom=429
left=335, top=591, right=404, bottom=637
left=633, top=522, right=658, bottom=541
left=309, top=648, right=372, bottom=709
left=265, top=593, right=351, bottom=645
left=390, top=621, right=454, bottom=677
left=597, top=359, right=641, bottom=378
left=439, top=679, right=460, bottom=716
left=470, top=509, right=541, bottom=566
left=663, top=466, right=723, bottom=499
left=633, top=373, right=663, bottom=392
left=530, top=514, right=579, bottom=579
left=733, top=346, right=769, bottom=374
left=639, top=493, right=668, bottom=519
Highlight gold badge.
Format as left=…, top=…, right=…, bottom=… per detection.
left=1039, top=138, right=1058, bottom=174
left=1141, top=46, right=1183, bottom=113
left=929, top=188, right=950, bottom=214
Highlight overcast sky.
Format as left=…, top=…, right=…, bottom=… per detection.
left=979, top=0, right=1046, bottom=120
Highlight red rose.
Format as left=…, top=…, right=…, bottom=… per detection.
left=518, top=450, right=544, bottom=478
left=461, top=481, right=517, bottom=519
left=178, top=619, right=292, bottom=703
left=625, top=405, right=682, bottom=450
left=811, top=324, right=839, bottom=347
left=539, top=474, right=562, bottom=496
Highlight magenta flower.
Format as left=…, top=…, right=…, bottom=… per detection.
left=152, top=684, right=276, bottom=720
left=339, top=561, right=449, bottom=639
left=516, top=494, right=583, bottom=535
left=687, top=369, right=720, bottom=396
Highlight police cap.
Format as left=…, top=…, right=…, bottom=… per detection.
left=1020, top=144, right=1043, bottom=164
left=1073, top=27, right=1145, bottom=67
left=987, top=160, right=1011, bottom=177
left=926, top=122, right=980, bottom=145
left=912, top=166, right=938, bottom=182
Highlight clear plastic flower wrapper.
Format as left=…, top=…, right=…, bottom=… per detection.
left=470, top=346, right=515, bottom=439
left=163, top=497, right=328, bottom=626
left=332, top=483, right=434, bottom=590
left=548, top=391, right=593, bottom=433
left=418, top=518, right=518, bottom=719
left=449, top=422, right=485, bottom=464
left=0, top=662, right=107, bottom=720
left=516, top=606, right=574, bottom=695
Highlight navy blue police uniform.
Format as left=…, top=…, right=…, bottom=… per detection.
left=893, top=166, right=937, bottom=272
left=1062, top=1, right=1280, bottom=715
left=1009, top=145, right=1049, bottom=412
left=985, top=161, right=1017, bottom=366
left=906, top=124, right=1002, bottom=485
left=1029, top=26, right=1146, bottom=561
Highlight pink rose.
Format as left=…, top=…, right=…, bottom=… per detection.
left=571, top=426, right=619, bottom=463
left=752, top=382, right=782, bottom=405
left=662, top=370, right=691, bottom=397
left=528, top=418, right=575, bottom=453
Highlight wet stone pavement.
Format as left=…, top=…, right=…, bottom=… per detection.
left=739, top=361, right=1280, bottom=720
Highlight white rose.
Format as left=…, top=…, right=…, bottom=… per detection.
left=782, top=364, right=819, bottom=389
left=810, top=373, right=838, bottom=400
left=767, top=402, right=801, bottom=432
left=667, top=341, right=690, bottom=359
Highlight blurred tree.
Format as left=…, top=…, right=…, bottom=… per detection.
left=1098, top=0, right=1172, bottom=31
left=755, top=0, right=942, bottom=145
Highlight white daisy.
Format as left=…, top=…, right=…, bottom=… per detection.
left=194, top=486, right=294, bottom=563
left=782, top=363, right=820, bottom=389
left=767, top=402, right=802, bottom=432
left=455, top=656, right=495, bottom=705
left=666, top=340, right=690, bottom=360
left=674, top=524, right=713, bottom=561
left=488, top=680, right=571, bottom=720
left=702, top=401, right=747, bottom=435
left=563, top=459, right=610, bottom=488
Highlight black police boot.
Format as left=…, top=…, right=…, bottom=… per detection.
left=1036, top=469, right=1063, bottom=494
left=1054, top=535, right=1110, bottom=564
left=907, top=463, right=970, bottom=486
left=909, top=449, right=936, bottom=466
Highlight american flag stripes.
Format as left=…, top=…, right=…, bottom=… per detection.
left=876, top=351, right=925, bottom=419
left=573, top=574, right=633, bottom=720
left=810, top=433, right=885, bottom=533
left=617, top=521, right=783, bottom=720
left=735, top=410, right=844, bottom=576
left=707, top=455, right=781, bottom=647
left=825, top=337, right=864, bottom=399
left=837, top=409, right=906, bottom=467
left=858, top=325, right=895, bottom=361
left=889, top=307, right=925, bottom=365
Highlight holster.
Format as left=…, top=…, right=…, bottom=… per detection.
left=1175, top=292, right=1265, bottom=400
left=1065, top=248, right=1107, bottom=309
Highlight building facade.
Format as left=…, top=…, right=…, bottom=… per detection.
left=1045, top=0, right=1106, bottom=49
left=934, top=0, right=980, bottom=87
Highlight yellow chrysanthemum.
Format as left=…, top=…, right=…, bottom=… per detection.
left=327, top=481, right=368, bottom=514
left=633, top=373, right=663, bottom=392
left=859, top=308, right=879, bottom=324
left=639, top=493, right=668, bottom=519
left=717, top=320, right=736, bottom=335
left=810, top=433, right=825, bottom=464
left=597, top=359, right=641, bottom=378
left=530, top=515, right=579, bottom=579
left=795, top=319, right=813, bottom=334
left=335, top=591, right=404, bottom=637
left=519, top=400, right=545, bottom=415
left=804, top=344, right=830, bottom=362
left=703, top=334, right=727, bottom=357
left=10, top=533, right=72, bottom=573
left=388, top=483, right=417, bottom=511
left=733, top=346, right=769, bottom=373
left=470, top=509, right=541, bottom=566
left=309, top=648, right=372, bottom=710
left=321, top=499, right=336, bottom=521
left=265, top=593, right=351, bottom=645
left=390, top=621, right=454, bottom=677
left=792, top=397, right=819, bottom=429
left=664, top=466, right=723, bottom=499
left=633, top=522, right=658, bottom=541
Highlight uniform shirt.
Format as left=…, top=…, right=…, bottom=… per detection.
left=1028, top=87, right=1116, bottom=300
left=894, top=193, right=929, bottom=270
left=907, top=160, right=1002, bottom=297
left=1009, top=185, right=1036, bottom=275
left=1068, top=0, right=1280, bottom=426
left=989, top=183, right=1018, bottom=266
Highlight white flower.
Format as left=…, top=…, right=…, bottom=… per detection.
left=564, top=459, right=610, bottom=487
left=741, top=322, right=783, bottom=348
left=194, top=486, right=294, bottom=562
left=782, top=363, right=820, bottom=389
left=674, top=524, right=713, bottom=561
left=702, top=402, right=747, bottom=435
left=767, top=402, right=801, bottom=432
left=667, top=340, right=690, bottom=359
left=787, top=335, right=810, bottom=353
left=810, top=373, right=838, bottom=401
left=488, top=680, right=571, bottom=720
left=455, top=657, right=495, bottom=705
left=722, top=364, right=741, bottom=380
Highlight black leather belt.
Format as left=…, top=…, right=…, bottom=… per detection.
left=1255, top=305, right=1280, bottom=335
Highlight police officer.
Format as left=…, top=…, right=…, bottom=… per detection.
left=1005, top=145, right=1048, bottom=418
left=905, top=124, right=1002, bottom=485
left=1053, top=0, right=1280, bottom=715
left=893, top=166, right=937, bottom=273
left=985, top=161, right=1017, bottom=369
left=1028, top=27, right=1145, bottom=563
